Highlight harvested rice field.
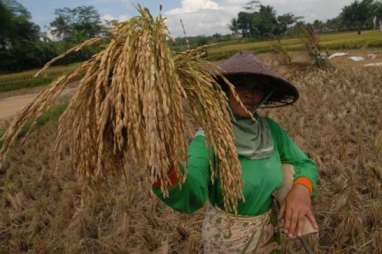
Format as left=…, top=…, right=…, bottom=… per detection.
left=0, top=54, right=381, bottom=253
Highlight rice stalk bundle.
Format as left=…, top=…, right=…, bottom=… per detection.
left=0, top=6, right=245, bottom=213
left=299, top=25, right=333, bottom=69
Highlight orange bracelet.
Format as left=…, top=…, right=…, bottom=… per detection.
left=293, top=177, right=313, bottom=193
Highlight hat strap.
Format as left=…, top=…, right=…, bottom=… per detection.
left=255, top=88, right=275, bottom=110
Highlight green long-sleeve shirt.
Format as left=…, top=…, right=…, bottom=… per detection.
left=153, top=117, right=318, bottom=216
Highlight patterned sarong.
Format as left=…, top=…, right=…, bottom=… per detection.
left=201, top=205, right=280, bottom=254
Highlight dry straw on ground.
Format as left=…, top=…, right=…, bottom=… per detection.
left=0, top=7, right=250, bottom=213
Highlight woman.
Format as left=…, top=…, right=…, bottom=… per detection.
left=153, top=52, right=319, bottom=253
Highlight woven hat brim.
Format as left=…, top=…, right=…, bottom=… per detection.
left=216, top=72, right=299, bottom=108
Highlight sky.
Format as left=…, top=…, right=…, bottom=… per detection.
left=18, top=0, right=355, bottom=37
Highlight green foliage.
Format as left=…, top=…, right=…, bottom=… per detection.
left=0, top=0, right=40, bottom=46
left=0, top=64, right=78, bottom=92
left=312, top=20, right=325, bottom=30
left=232, top=3, right=300, bottom=39
left=340, top=0, right=375, bottom=33
left=243, top=0, right=261, bottom=11
left=52, top=40, right=104, bottom=66
left=276, top=14, right=302, bottom=36
left=324, top=17, right=343, bottom=32
left=230, top=0, right=382, bottom=37
left=50, top=6, right=104, bottom=42
left=237, top=11, right=253, bottom=37
left=251, top=5, right=278, bottom=38
left=0, top=0, right=58, bottom=72
left=44, top=5, right=106, bottom=66
left=229, top=18, right=239, bottom=34
left=0, top=1, right=105, bottom=72
left=0, top=39, right=60, bottom=72
left=0, top=78, right=51, bottom=92
left=376, top=1, right=382, bottom=18
left=0, top=0, right=39, bottom=47
left=0, top=1, right=13, bottom=40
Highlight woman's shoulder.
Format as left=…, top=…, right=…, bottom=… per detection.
left=259, top=116, right=282, bottom=132
left=258, top=116, right=290, bottom=143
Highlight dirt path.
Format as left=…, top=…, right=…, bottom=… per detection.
left=0, top=88, right=75, bottom=121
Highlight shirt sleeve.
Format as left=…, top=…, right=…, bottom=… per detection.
left=152, top=134, right=210, bottom=214
left=266, top=118, right=319, bottom=196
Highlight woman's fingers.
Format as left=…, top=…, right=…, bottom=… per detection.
left=285, top=206, right=299, bottom=237
left=288, top=209, right=299, bottom=237
left=279, top=202, right=285, bottom=220
left=280, top=184, right=318, bottom=237
left=284, top=206, right=318, bottom=237
left=288, top=210, right=315, bottom=237
left=297, top=213, right=305, bottom=236
left=306, top=210, right=319, bottom=230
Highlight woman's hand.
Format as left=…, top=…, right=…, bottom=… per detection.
left=279, top=184, right=318, bottom=238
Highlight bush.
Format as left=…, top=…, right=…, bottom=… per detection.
left=0, top=40, right=59, bottom=72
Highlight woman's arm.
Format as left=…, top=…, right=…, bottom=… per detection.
left=152, top=133, right=211, bottom=214
left=266, top=118, right=319, bottom=237
left=266, top=118, right=318, bottom=195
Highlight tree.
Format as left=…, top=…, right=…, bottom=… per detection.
left=275, top=13, right=301, bottom=36
left=374, top=1, right=382, bottom=19
left=0, top=1, right=13, bottom=47
left=340, top=0, right=374, bottom=34
left=50, top=6, right=103, bottom=42
left=325, top=17, right=342, bottom=32
left=237, top=11, right=253, bottom=37
left=2, top=0, right=30, bottom=18
left=251, top=5, right=278, bottom=38
left=243, top=0, right=260, bottom=11
left=312, top=19, right=325, bottom=31
left=287, top=21, right=307, bottom=36
left=50, top=10, right=72, bottom=40
left=233, top=2, right=301, bottom=39
left=229, top=18, right=239, bottom=34
left=0, top=0, right=40, bottom=49
left=0, top=0, right=59, bottom=71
